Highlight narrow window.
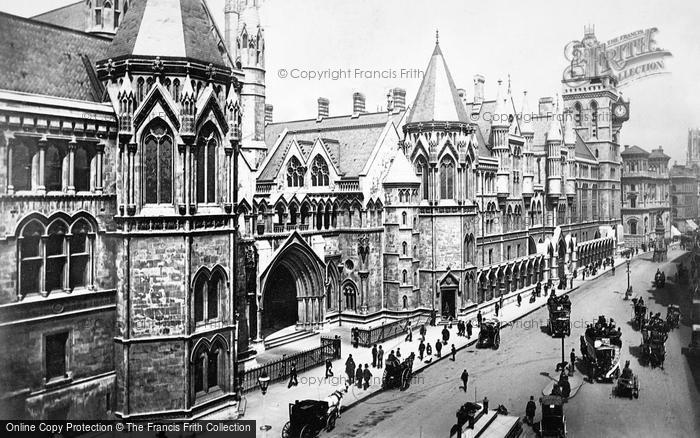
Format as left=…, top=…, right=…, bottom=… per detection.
left=45, top=331, right=69, bottom=380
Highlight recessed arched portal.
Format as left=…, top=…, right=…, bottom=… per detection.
left=258, top=232, right=326, bottom=340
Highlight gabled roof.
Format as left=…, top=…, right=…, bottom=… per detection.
left=0, top=12, right=110, bottom=102
left=574, top=131, right=595, bottom=160
left=406, top=43, right=468, bottom=124
left=107, top=0, right=225, bottom=66
left=259, top=110, right=405, bottom=181
left=621, top=145, right=649, bottom=157
left=384, top=151, right=420, bottom=185
left=32, top=1, right=85, bottom=32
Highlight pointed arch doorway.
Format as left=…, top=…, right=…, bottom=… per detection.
left=258, top=232, right=326, bottom=340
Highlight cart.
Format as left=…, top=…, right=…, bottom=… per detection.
left=538, top=395, right=566, bottom=437
left=477, top=318, right=501, bottom=349
left=666, top=304, right=680, bottom=330
left=281, top=399, right=338, bottom=438
left=382, top=353, right=414, bottom=390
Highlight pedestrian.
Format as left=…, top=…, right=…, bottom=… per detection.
left=363, top=364, right=372, bottom=390
left=288, top=362, right=298, bottom=388
left=570, top=349, right=576, bottom=374
left=456, top=320, right=463, bottom=336
left=377, top=345, right=384, bottom=368
left=612, top=264, right=616, bottom=276
left=494, top=302, right=500, bottom=317
left=346, top=354, right=355, bottom=384
left=325, top=358, right=334, bottom=378
left=451, top=344, right=456, bottom=361
left=442, top=326, right=450, bottom=344
left=570, top=276, right=574, bottom=289
left=426, top=343, right=433, bottom=356
left=418, top=341, right=425, bottom=360
left=371, top=344, right=377, bottom=368
left=477, top=310, right=483, bottom=327
left=573, top=268, right=577, bottom=279
left=582, top=270, right=586, bottom=281
left=517, top=293, right=522, bottom=307
left=405, top=320, right=413, bottom=342
left=352, top=327, right=359, bottom=348
left=355, top=364, right=363, bottom=389
left=499, top=295, right=504, bottom=311
left=435, top=339, right=442, bottom=358
left=466, top=320, right=473, bottom=339
left=420, top=324, right=427, bottom=338
left=460, top=369, right=469, bottom=392
left=396, top=348, right=402, bottom=359
left=525, top=395, right=536, bottom=425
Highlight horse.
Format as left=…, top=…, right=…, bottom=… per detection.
left=324, top=382, right=349, bottom=418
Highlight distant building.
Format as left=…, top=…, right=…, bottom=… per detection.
left=670, top=164, right=699, bottom=233
left=620, top=145, right=671, bottom=247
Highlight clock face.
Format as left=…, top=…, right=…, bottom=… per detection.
left=614, top=104, right=627, bottom=118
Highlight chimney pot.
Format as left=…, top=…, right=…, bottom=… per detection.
left=473, top=75, right=485, bottom=104
left=539, top=97, right=553, bottom=116
left=264, top=104, right=273, bottom=124
left=391, top=88, right=406, bottom=111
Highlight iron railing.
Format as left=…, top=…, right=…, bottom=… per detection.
left=240, top=337, right=341, bottom=392
left=355, top=314, right=430, bottom=347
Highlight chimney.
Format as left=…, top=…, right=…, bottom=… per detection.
left=264, top=104, right=273, bottom=124
left=539, top=97, right=553, bottom=116
left=391, top=88, right=406, bottom=111
left=473, top=74, right=485, bottom=104
left=224, top=0, right=239, bottom=62
left=353, top=92, right=366, bottom=114
left=317, top=97, right=329, bottom=119
left=624, top=144, right=629, bottom=150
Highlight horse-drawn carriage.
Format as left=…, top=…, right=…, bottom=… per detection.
left=547, top=295, right=572, bottom=337
left=281, top=399, right=338, bottom=438
left=477, top=318, right=501, bottom=349
left=538, top=395, right=567, bottom=437
left=654, top=270, right=666, bottom=288
left=382, top=353, right=415, bottom=390
left=641, top=318, right=668, bottom=369
left=631, top=298, right=647, bottom=330
left=666, top=304, right=681, bottom=330
left=580, top=316, right=622, bottom=382
left=614, top=361, right=640, bottom=399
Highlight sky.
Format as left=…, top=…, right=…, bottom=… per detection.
left=4, top=0, right=700, bottom=164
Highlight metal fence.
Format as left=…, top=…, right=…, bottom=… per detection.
left=240, top=337, right=341, bottom=393
left=355, top=314, right=430, bottom=347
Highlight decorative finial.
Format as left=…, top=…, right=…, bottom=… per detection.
left=436, top=29, right=439, bottom=44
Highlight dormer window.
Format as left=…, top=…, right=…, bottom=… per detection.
left=311, top=155, right=329, bottom=186
left=286, top=156, right=304, bottom=187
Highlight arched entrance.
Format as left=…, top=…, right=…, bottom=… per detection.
left=557, top=238, right=567, bottom=284
left=261, top=265, right=297, bottom=338
left=258, top=232, right=326, bottom=339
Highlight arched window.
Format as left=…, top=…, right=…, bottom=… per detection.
left=413, top=271, right=417, bottom=285
left=403, top=295, right=408, bottom=309
left=402, top=211, right=407, bottom=225
left=19, top=221, right=44, bottom=295
left=196, top=131, right=218, bottom=204
left=69, top=220, right=92, bottom=289
left=45, top=144, right=64, bottom=192
left=193, top=341, right=226, bottom=399
left=440, top=156, right=455, bottom=199
left=311, top=155, right=329, bottom=186
left=402, top=241, right=408, bottom=256
left=45, top=221, right=67, bottom=292
left=574, top=102, right=582, bottom=126
left=194, top=271, right=221, bottom=323
left=590, top=101, right=598, bottom=138
left=136, top=77, right=145, bottom=103
left=343, top=282, right=357, bottom=311
left=415, top=156, right=429, bottom=200
left=286, top=156, right=304, bottom=187
left=172, top=78, right=180, bottom=102
left=74, top=146, right=92, bottom=192
left=143, top=121, right=173, bottom=204
left=402, top=269, right=408, bottom=284
left=629, top=220, right=638, bottom=235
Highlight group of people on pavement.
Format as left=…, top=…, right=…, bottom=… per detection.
left=343, top=354, right=373, bottom=390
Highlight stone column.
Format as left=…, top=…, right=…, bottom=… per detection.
left=359, top=272, right=369, bottom=314
left=543, top=257, right=550, bottom=283
left=256, top=304, right=263, bottom=342
left=63, top=234, right=72, bottom=293
left=67, top=139, right=76, bottom=195
left=6, top=137, right=14, bottom=194
left=127, top=142, right=137, bottom=215
left=37, top=136, right=47, bottom=195
left=178, top=142, right=187, bottom=214
left=297, top=298, right=305, bottom=329
left=95, top=142, right=104, bottom=194
left=224, top=145, right=233, bottom=212
left=572, top=246, right=578, bottom=272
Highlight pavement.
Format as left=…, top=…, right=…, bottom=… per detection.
left=333, top=247, right=700, bottom=438
left=230, top=251, right=636, bottom=433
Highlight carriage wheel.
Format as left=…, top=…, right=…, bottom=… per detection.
left=401, top=369, right=412, bottom=390
left=281, top=422, right=291, bottom=438
left=494, top=334, right=500, bottom=350
left=299, top=425, right=313, bottom=438
left=326, top=411, right=337, bottom=432
left=382, top=369, right=389, bottom=389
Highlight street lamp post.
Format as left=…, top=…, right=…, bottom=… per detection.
left=626, top=259, right=631, bottom=292
left=258, top=372, right=271, bottom=438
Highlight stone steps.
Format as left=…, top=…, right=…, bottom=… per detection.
left=264, top=329, right=318, bottom=350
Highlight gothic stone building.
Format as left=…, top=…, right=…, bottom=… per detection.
left=0, top=0, right=257, bottom=421
left=240, top=28, right=629, bottom=356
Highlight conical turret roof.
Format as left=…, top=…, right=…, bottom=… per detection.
left=107, top=0, right=225, bottom=67
left=407, top=41, right=468, bottom=124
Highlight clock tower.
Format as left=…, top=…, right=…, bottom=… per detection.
left=562, top=26, right=630, bottom=231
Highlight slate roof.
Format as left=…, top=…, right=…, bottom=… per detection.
left=259, top=111, right=405, bottom=181
left=0, top=12, right=110, bottom=102
left=32, top=1, right=85, bottom=32
left=621, top=145, right=650, bottom=157
left=649, top=148, right=670, bottom=160
left=384, top=151, right=420, bottom=185
left=108, top=0, right=225, bottom=66
left=407, top=43, right=469, bottom=124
